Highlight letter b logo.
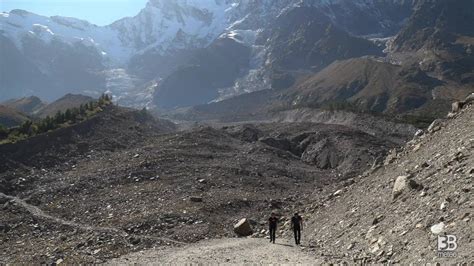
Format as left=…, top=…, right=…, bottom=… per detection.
left=438, top=235, right=457, bottom=251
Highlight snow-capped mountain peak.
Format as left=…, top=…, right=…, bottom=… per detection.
left=111, top=0, right=234, bottom=53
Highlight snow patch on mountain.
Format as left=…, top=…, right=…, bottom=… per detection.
left=0, top=10, right=133, bottom=65
left=220, top=29, right=259, bottom=46
left=111, top=0, right=233, bottom=54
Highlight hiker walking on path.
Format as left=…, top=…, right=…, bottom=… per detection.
left=291, top=213, right=303, bottom=245
left=268, top=213, right=279, bottom=244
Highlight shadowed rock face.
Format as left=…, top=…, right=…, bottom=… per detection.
left=153, top=38, right=251, bottom=109
left=265, top=7, right=384, bottom=72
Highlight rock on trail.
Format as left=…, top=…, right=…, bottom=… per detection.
left=106, top=238, right=322, bottom=265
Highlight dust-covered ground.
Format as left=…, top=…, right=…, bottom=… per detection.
left=107, top=238, right=322, bottom=265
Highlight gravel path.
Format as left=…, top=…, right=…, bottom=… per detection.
left=106, top=238, right=322, bottom=265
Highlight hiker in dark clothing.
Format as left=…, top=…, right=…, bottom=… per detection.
left=268, top=212, right=278, bottom=243
left=291, top=213, right=303, bottom=245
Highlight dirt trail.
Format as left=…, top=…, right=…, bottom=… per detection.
left=0, top=192, right=184, bottom=245
left=106, top=238, right=322, bottom=265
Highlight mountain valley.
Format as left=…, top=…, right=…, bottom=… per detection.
left=1, top=0, right=473, bottom=264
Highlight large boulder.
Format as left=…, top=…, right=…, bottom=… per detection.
left=233, top=218, right=253, bottom=237
left=427, top=119, right=443, bottom=133
left=393, top=176, right=408, bottom=199
left=392, top=175, right=421, bottom=199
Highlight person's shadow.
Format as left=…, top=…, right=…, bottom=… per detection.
left=275, top=243, right=294, bottom=247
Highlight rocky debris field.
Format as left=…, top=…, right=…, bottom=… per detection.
left=223, top=123, right=396, bottom=177
left=301, top=103, right=474, bottom=264
left=0, top=106, right=175, bottom=174
left=0, top=106, right=401, bottom=263
left=2, top=101, right=471, bottom=264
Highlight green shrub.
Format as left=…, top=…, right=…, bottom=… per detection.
left=0, top=124, right=8, bottom=138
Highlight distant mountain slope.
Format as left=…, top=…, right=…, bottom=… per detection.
left=36, top=94, right=94, bottom=118
left=282, top=58, right=444, bottom=113
left=0, top=35, right=52, bottom=101
left=2, top=96, right=45, bottom=115
left=0, top=105, right=29, bottom=128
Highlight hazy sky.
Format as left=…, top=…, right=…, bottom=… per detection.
left=0, top=0, right=148, bottom=25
